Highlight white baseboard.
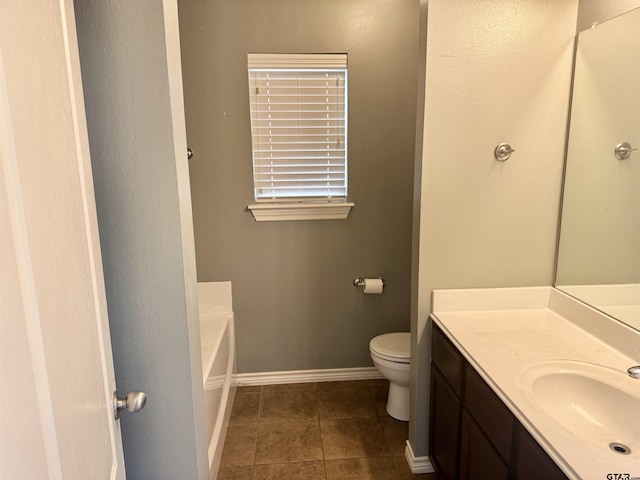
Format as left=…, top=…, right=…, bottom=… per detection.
left=404, top=441, right=435, bottom=474
left=236, top=367, right=383, bottom=386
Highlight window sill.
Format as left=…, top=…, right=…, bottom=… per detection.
left=248, top=202, right=354, bottom=222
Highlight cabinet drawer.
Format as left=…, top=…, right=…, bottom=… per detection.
left=431, top=324, right=464, bottom=396
left=464, top=366, right=514, bottom=462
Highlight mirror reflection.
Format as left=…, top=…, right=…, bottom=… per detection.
left=556, top=7, right=640, bottom=330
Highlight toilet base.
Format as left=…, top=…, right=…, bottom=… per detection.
left=386, top=381, right=409, bottom=421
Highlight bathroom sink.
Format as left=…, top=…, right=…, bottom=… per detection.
left=517, top=360, right=640, bottom=456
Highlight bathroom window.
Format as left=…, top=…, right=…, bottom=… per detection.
left=246, top=53, right=354, bottom=221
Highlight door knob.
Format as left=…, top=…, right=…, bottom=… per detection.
left=187, top=147, right=193, bottom=159
left=113, top=391, right=147, bottom=420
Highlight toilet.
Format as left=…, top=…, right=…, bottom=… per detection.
left=369, top=332, right=410, bottom=421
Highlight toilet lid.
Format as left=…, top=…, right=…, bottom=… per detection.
left=370, top=332, right=410, bottom=362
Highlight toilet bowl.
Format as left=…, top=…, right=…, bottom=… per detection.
left=369, top=332, right=410, bottom=421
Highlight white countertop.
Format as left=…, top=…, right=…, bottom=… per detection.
left=432, top=287, right=640, bottom=480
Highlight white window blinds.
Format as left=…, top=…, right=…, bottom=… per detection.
left=247, top=54, right=348, bottom=202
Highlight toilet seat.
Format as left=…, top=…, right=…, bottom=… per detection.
left=370, top=332, right=410, bottom=364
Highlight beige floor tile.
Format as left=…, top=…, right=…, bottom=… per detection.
left=237, top=385, right=262, bottom=393
left=317, top=380, right=371, bottom=390
left=318, top=385, right=377, bottom=419
left=220, top=384, right=425, bottom=479
left=381, top=417, right=409, bottom=455
left=368, top=384, right=390, bottom=418
left=230, top=392, right=260, bottom=424
left=366, top=378, right=389, bottom=387
left=253, top=461, right=326, bottom=480
left=255, top=420, right=324, bottom=464
left=326, top=457, right=399, bottom=480
left=321, top=418, right=390, bottom=459
left=259, top=389, right=318, bottom=423
left=262, top=382, right=317, bottom=392
left=220, top=424, right=258, bottom=467
left=217, top=464, right=254, bottom=480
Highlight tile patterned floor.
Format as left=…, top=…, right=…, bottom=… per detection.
left=218, top=380, right=437, bottom=480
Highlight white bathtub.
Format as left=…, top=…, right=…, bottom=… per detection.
left=197, top=282, right=236, bottom=480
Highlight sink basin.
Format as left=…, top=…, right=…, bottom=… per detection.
left=517, top=360, right=640, bottom=456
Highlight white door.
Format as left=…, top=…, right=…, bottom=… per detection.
left=0, top=0, right=127, bottom=478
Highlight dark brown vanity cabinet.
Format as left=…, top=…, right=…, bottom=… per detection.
left=429, top=322, right=568, bottom=480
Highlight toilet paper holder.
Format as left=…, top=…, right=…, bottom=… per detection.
left=353, top=277, right=386, bottom=288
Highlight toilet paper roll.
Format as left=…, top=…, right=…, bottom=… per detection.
left=363, top=278, right=384, bottom=294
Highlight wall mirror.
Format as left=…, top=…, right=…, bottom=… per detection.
left=555, top=6, right=640, bottom=330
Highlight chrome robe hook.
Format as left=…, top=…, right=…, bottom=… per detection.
left=494, top=143, right=515, bottom=162
left=614, top=142, right=638, bottom=160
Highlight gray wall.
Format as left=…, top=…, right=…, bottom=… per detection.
left=179, top=0, right=420, bottom=373
left=74, top=2, right=208, bottom=479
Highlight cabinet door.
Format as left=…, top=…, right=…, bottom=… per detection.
left=514, top=426, right=568, bottom=480
left=459, top=411, right=509, bottom=480
left=429, top=365, right=461, bottom=480
left=464, top=367, right=513, bottom=462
